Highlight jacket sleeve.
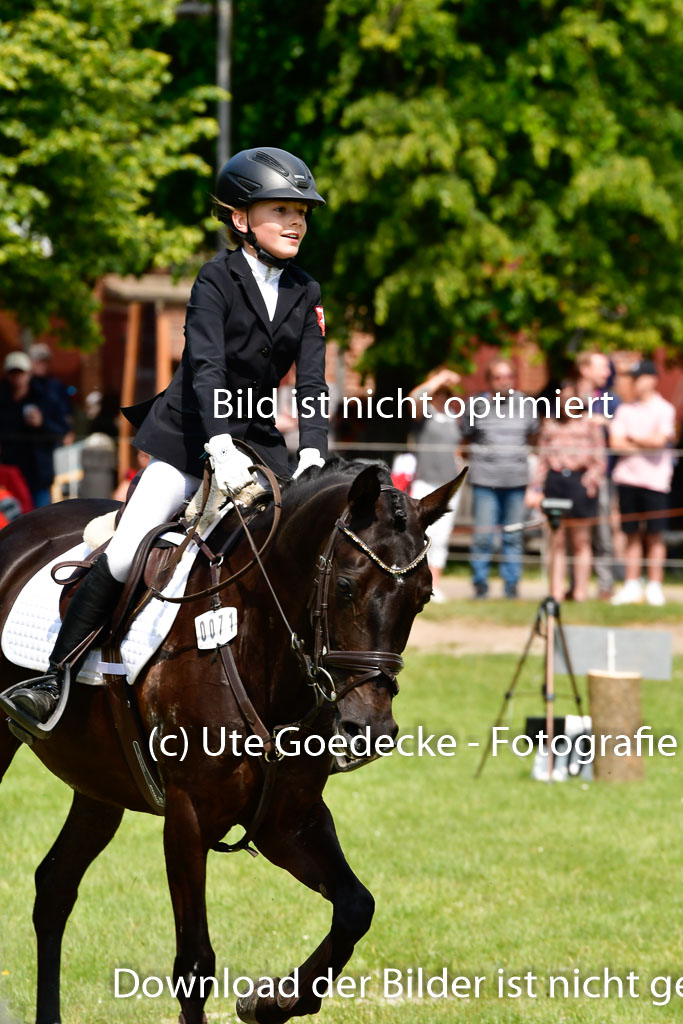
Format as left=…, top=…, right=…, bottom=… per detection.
left=33, top=389, right=68, bottom=444
left=184, top=262, right=235, bottom=440
left=294, top=281, right=329, bottom=457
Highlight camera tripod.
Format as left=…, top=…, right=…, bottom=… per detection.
left=474, top=500, right=587, bottom=782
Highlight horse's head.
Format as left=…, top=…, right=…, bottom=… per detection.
left=301, top=461, right=466, bottom=772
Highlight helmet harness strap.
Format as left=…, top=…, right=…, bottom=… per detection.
left=236, top=210, right=292, bottom=271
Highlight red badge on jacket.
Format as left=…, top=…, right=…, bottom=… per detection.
left=315, top=305, right=326, bottom=336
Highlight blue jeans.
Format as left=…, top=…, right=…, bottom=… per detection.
left=31, top=487, right=52, bottom=509
left=470, top=485, right=526, bottom=592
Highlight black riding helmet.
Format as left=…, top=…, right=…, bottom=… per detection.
left=215, top=147, right=325, bottom=268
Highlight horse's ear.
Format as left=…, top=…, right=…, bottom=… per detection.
left=416, top=467, right=468, bottom=528
left=347, top=465, right=382, bottom=517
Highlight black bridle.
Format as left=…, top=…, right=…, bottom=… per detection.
left=153, top=471, right=430, bottom=711
left=305, top=498, right=431, bottom=704
left=207, top=479, right=431, bottom=853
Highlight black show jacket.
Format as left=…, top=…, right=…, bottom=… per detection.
left=123, top=248, right=328, bottom=479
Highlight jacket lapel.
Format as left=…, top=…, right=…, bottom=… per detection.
left=271, top=266, right=306, bottom=334
left=228, top=250, right=307, bottom=337
left=228, top=249, right=273, bottom=336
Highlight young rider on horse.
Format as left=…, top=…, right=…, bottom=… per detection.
left=11, top=147, right=329, bottom=729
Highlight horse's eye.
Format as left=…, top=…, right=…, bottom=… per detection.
left=337, top=577, right=354, bottom=600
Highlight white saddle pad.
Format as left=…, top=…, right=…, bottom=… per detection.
left=1, top=511, right=230, bottom=686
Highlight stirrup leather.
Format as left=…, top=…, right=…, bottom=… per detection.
left=0, top=665, right=72, bottom=741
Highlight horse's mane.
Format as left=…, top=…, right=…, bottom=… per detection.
left=281, top=456, right=409, bottom=530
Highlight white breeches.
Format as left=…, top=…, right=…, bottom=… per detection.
left=410, top=478, right=461, bottom=571
left=106, top=458, right=202, bottom=582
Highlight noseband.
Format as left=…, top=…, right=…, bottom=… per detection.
left=307, top=490, right=431, bottom=705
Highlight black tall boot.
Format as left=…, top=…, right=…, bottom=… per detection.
left=11, top=554, right=124, bottom=724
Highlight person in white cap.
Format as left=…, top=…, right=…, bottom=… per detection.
left=0, top=351, right=68, bottom=508
left=29, top=342, right=74, bottom=436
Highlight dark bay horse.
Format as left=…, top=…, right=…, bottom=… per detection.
left=0, top=459, right=464, bottom=1024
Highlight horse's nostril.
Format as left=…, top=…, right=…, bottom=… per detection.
left=341, top=720, right=362, bottom=740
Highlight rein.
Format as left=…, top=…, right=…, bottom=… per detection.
left=149, top=461, right=283, bottom=605
left=180, top=476, right=429, bottom=855
left=218, top=482, right=429, bottom=708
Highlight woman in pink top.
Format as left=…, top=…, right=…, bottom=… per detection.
left=610, top=359, right=676, bottom=606
left=527, top=381, right=606, bottom=602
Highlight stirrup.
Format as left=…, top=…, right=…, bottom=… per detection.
left=0, top=665, right=72, bottom=741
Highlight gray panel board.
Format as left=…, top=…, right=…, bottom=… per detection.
left=554, top=625, right=672, bottom=681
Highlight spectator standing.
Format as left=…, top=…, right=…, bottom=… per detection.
left=0, top=351, right=68, bottom=507
left=610, top=359, right=676, bottom=606
left=29, top=342, right=74, bottom=443
left=527, top=381, right=606, bottom=602
left=461, top=358, right=538, bottom=599
left=408, top=368, right=463, bottom=602
left=575, top=351, right=620, bottom=598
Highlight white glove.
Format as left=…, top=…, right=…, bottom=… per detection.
left=204, top=434, right=255, bottom=495
left=292, top=447, right=325, bottom=480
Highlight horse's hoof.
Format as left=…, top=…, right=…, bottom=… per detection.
left=236, top=991, right=261, bottom=1024
left=178, top=1015, right=208, bottom=1023
left=236, top=982, right=300, bottom=1024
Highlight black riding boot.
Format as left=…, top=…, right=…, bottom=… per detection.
left=11, top=554, right=124, bottom=724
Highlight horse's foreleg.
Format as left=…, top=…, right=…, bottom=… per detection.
left=238, top=798, right=374, bottom=1024
left=164, top=786, right=213, bottom=1024
left=33, top=791, right=124, bottom=1024
left=0, top=717, right=20, bottom=784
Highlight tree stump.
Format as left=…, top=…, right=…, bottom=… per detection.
left=588, top=670, right=644, bottom=781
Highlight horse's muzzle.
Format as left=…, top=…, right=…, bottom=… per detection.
left=332, top=690, right=399, bottom=772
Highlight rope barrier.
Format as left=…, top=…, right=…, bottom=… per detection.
left=331, top=441, right=683, bottom=456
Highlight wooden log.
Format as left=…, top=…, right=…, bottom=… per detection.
left=588, top=670, right=644, bottom=781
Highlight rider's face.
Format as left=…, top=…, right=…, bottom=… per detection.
left=232, top=200, right=308, bottom=260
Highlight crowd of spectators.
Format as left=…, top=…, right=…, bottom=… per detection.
left=402, top=351, right=680, bottom=607
left=0, top=341, right=680, bottom=609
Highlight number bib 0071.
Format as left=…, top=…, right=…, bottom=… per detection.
left=194, top=607, right=238, bottom=650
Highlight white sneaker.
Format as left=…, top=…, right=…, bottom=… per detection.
left=611, top=580, right=644, bottom=605
left=644, top=581, right=666, bottom=607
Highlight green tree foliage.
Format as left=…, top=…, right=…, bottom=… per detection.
left=312, top=0, right=683, bottom=379
left=0, top=0, right=220, bottom=347
left=141, top=0, right=329, bottom=227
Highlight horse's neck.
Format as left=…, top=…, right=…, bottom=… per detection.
left=266, top=485, right=346, bottom=627
left=282, top=484, right=346, bottom=563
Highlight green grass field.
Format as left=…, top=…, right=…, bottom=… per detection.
left=421, top=594, right=683, bottom=628
left=1, top=652, right=683, bottom=1024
